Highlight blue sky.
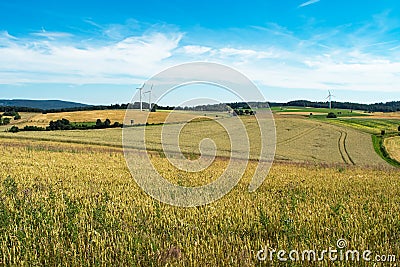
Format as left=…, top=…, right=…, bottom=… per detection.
left=0, top=0, right=399, bottom=105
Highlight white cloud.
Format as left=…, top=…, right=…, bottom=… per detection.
left=31, top=31, right=73, bottom=40
left=298, top=0, right=320, bottom=8
left=181, top=45, right=212, bottom=55
left=0, top=31, right=183, bottom=84
left=0, top=18, right=399, bottom=95
left=218, top=47, right=280, bottom=61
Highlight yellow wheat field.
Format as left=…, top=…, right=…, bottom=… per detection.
left=10, top=110, right=226, bottom=127
left=0, top=116, right=389, bottom=167
left=384, top=136, right=400, bottom=162
left=0, top=138, right=399, bottom=266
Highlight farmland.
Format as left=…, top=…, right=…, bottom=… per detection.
left=0, top=112, right=388, bottom=166
left=0, top=108, right=399, bottom=265
left=0, top=110, right=229, bottom=130
left=0, top=139, right=399, bottom=266
left=384, top=137, right=400, bottom=163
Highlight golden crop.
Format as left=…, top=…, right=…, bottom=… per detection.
left=384, top=136, right=400, bottom=162
left=0, top=138, right=399, bottom=266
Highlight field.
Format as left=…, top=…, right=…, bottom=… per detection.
left=271, top=106, right=369, bottom=117
left=0, top=114, right=388, bottom=166
left=384, top=137, right=400, bottom=162
left=324, top=118, right=400, bottom=135
left=0, top=108, right=399, bottom=265
left=0, top=140, right=399, bottom=266
left=0, top=110, right=229, bottom=130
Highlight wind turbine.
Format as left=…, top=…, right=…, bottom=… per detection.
left=326, top=90, right=334, bottom=109
left=144, top=84, right=153, bottom=112
left=136, top=84, right=145, bottom=111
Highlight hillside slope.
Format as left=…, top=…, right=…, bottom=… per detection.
left=0, top=99, right=89, bottom=110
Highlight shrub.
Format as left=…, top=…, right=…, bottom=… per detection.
left=8, top=126, right=19, bottom=133
left=2, top=111, right=18, bottom=117
left=23, top=125, right=46, bottom=131
left=96, top=119, right=103, bottom=127
left=327, top=112, right=337, bottom=118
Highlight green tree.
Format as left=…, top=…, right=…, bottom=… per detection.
left=96, top=119, right=103, bottom=127
left=8, top=126, right=19, bottom=133
left=327, top=112, right=337, bottom=118
left=2, top=118, right=11, bottom=125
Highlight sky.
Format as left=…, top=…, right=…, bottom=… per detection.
left=0, top=0, right=399, bottom=105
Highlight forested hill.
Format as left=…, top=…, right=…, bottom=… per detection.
left=223, top=100, right=400, bottom=112
left=0, top=99, right=89, bottom=111
left=281, top=100, right=400, bottom=112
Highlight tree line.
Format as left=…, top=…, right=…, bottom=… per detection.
left=1, top=100, right=400, bottom=114
left=8, top=118, right=122, bottom=133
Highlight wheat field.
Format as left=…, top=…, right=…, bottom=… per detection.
left=0, top=111, right=398, bottom=265
left=384, top=136, right=400, bottom=162
left=0, top=140, right=399, bottom=266
left=0, top=116, right=389, bottom=166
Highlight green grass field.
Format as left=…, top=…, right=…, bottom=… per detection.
left=271, top=106, right=368, bottom=117
left=323, top=118, right=400, bottom=134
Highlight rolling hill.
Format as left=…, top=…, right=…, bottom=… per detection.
left=0, top=99, right=89, bottom=110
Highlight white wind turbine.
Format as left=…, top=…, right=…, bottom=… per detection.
left=136, top=84, right=145, bottom=111
left=144, top=84, right=153, bottom=112
left=326, top=90, right=335, bottom=109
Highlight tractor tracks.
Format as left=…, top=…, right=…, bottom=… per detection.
left=277, top=125, right=320, bottom=146
left=337, top=130, right=355, bottom=165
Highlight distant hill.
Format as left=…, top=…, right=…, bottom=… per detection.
left=0, top=99, right=90, bottom=110
left=0, top=98, right=399, bottom=113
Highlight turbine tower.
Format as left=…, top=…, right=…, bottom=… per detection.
left=144, top=84, right=153, bottom=112
left=136, top=84, right=145, bottom=111
left=326, top=90, right=334, bottom=109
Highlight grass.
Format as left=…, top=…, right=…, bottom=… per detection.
left=324, top=118, right=400, bottom=134
left=271, top=106, right=368, bottom=117
left=70, top=121, right=97, bottom=127
left=0, top=141, right=399, bottom=266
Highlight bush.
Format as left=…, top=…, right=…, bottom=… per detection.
left=327, top=112, right=337, bottom=118
left=2, top=118, right=11, bottom=125
left=48, top=118, right=71, bottom=130
left=96, top=119, right=103, bottom=127
left=381, top=130, right=386, bottom=136
left=2, top=111, right=18, bottom=117
left=23, top=125, right=45, bottom=131
left=16, top=118, right=123, bottom=132
left=8, top=126, right=19, bottom=133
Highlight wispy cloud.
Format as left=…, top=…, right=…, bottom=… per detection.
left=0, top=30, right=183, bottom=84
left=31, top=31, right=73, bottom=40
left=0, top=16, right=399, bottom=95
left=298, top=0, right=320, bottom=8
